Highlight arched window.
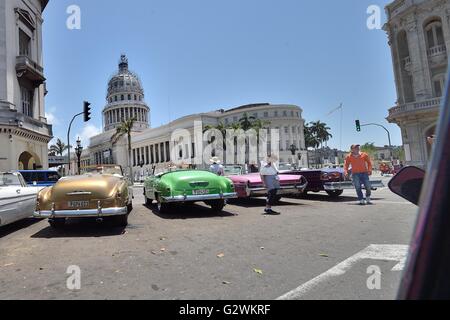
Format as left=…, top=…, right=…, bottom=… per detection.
left=424, top=19, right=445, bottom=51
left=432, top=74, right=446, bottom=97
left=128, top=94, right=131, bottom=100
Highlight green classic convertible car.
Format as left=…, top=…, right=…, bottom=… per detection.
left=144, top=170, right=237, bottom=213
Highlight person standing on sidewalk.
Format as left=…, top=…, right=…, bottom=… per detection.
left=344, top=145, right=373, bottom=205
left=260, top=155, right=281, bottom=215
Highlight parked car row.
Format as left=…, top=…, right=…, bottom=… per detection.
left=1, top=163, right=385, bottom=229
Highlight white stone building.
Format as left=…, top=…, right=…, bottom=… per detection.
left=384, top=0, right=449, bottom=168
left=88, top=56, right=307, bottom=179
left=0, top=0, right=52, bottom=171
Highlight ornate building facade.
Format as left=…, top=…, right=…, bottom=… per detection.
left=0, top=0, right=52, bottom=171
left=88, top=56, right=307, bottom=179
left=384, top=0, right=449, bottom=168
left=88, top=55, right=150, bottom=168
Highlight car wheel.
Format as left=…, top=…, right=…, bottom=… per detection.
left=114, top=214, right=128, bottom=227
left=326, top=190, right=344, bottom=198
left=49, top=218, right=65, bottom=229
left=210, top=200, right=225, bottom=212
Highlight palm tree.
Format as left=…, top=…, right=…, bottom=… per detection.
left=238, top=113, right=256, bottom=131
left=304, top=124, right=320, bottom=149
left=49, top=138, right=68, bottom=156
left=49, top=138, right=69, bottom=176
left=111, top=117, right=136, bottom=182
left=309, top=121, right=333, bottom=148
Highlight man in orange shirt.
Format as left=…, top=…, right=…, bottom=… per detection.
left=344, top=144, right=373, bottom=205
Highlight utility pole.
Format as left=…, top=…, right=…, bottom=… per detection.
left=356, top=121, right=394, bottom=162
left=67, top=102, right=91, bottom=175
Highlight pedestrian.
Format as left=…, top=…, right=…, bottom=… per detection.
left=209, top=157, right=225, bottom=176
left=344, top=145, right=373, bottom=205
left=260, top=155, right=281, bottom=215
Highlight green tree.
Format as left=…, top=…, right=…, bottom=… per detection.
left=360, top=143, right=377, bottom=158
left=49, top=138, right=68, bottom=156
left=238, top=113, right=256, bottom=131
left=309, top=121, right=333, bottom=148
left=111, top=117, right=137, bottom=182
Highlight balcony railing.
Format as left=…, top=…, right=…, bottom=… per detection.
left=427, top=44, right=447, bottom=57
left=388, top=97, right=442, bottom=118
left=403, top=56, right=412, bottom=72
left=15, top=55, right=45, bottom=86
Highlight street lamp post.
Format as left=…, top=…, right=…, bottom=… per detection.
left=75, top=137, right=83, bottom=175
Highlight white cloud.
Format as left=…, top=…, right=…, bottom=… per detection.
left=74, top=124, right=102, bottom=147
left=45, top=111, right=59, bottom=126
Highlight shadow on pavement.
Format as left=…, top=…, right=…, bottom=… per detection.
left=143, top=203, right=237, bottom=220
left=227, top=197, right=307, bottom=208
left=30, top=218, right=127, bottom=239
left=292, top=193, right=385, bottom=203
left=0, top=218, right=43, bottom=239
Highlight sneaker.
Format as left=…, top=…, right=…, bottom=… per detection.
left=366, top=197, right=373, bottom=205
left=265, top=209, right=281, bottom=215
left=359, top=200, right=366, bottom=206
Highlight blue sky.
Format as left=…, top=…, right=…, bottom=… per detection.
left=43, top=0, right=398, bottom=150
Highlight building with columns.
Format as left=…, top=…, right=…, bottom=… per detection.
left=384, top=0, right=449, bottom=168
left=88, top=55, right=150, bottom=168
left=88, top=55, right=307, bottom=179
left=0, top=0, right=52, bottom=171
left=128, top=104, right=307, bottom=179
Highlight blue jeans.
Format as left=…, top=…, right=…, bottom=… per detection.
left=352, top=173, right=372, bottom=201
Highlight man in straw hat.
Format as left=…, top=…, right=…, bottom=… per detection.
left=209, top=156, right=225, bottom=176
left=344, top=144, right=373, bottom=205
left=260, top=155, right=281, bottom=215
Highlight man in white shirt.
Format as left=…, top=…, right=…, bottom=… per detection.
left=260, top=155, right=281, bottom=215
left=209, top=157, right=225, bottom=176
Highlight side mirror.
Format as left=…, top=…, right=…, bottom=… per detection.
left=388, top=166, right=425, bottom=206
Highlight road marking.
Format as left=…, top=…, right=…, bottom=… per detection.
left=277, top=244, right=409, bottom=300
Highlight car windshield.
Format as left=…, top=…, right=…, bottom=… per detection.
left=223, top=166, right=243, bottom=176
left=0, top=173, right=22, bottom=187
left=278, top=163, right=297, bottom=171
left=85, top=166, right=123, bottom=176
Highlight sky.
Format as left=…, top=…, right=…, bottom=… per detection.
left=42, top=0, right=399, bottom=150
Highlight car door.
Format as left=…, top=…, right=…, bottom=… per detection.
left=0, top=185, right=36, bottom=226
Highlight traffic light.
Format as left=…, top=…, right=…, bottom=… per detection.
left=83, top=101, right=91, bottom=122
left=356, top=120, right=361, bottom=132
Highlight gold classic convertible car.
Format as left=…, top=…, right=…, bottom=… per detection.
left=34, top=165, right=133, bottom=228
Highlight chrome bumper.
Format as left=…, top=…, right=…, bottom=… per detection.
left=247, top=183, right=308, bottom=197
left=324, top=180, right=385, bottom=191
left=34, top=206, right=128, bottom=219
left=161, top=192, right=237, bottom=203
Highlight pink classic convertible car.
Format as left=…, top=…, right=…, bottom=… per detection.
left=228, top=173, right=308, bottom=203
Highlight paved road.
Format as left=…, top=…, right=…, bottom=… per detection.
left=0, top=180, right=417, bottom=300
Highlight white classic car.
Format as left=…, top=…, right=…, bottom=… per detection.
left=0, top=172, right=41, bottom=227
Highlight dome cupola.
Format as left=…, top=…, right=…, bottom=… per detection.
left=103, top=55, right=150, bottom=132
